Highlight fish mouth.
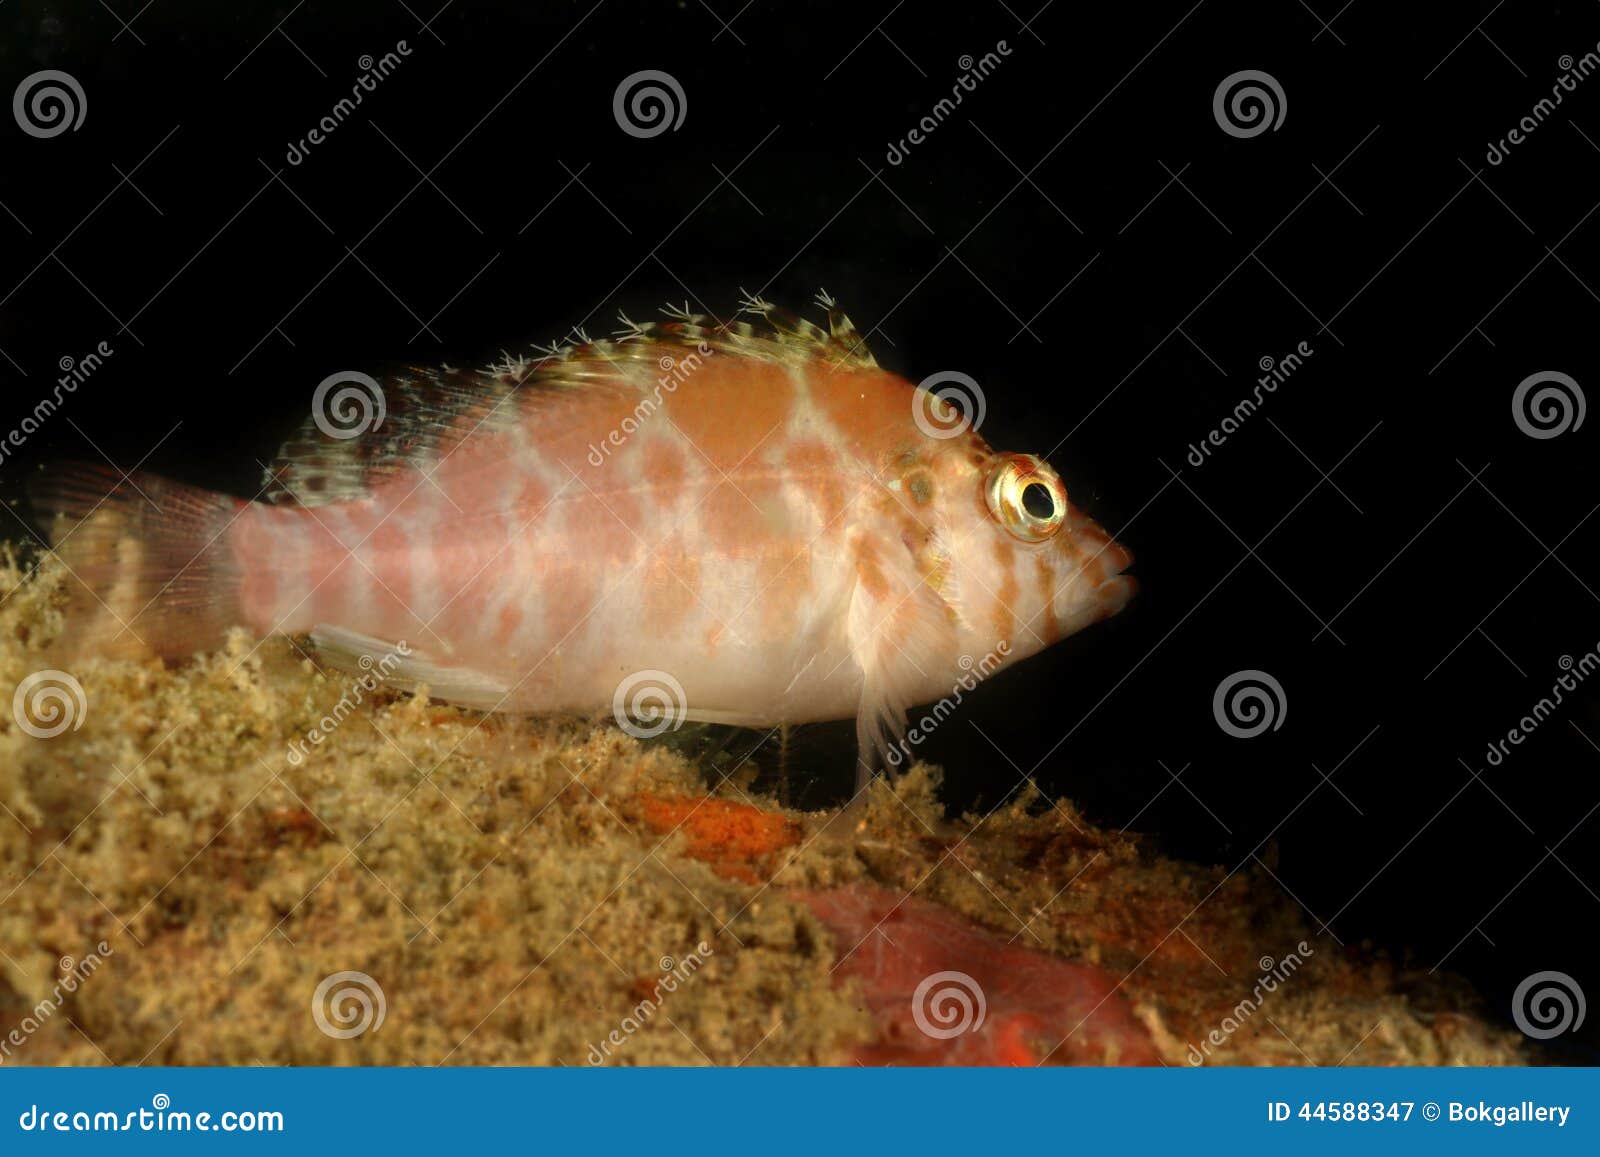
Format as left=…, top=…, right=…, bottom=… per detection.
left=1066, top=513, right=1135, bottom=619
left=1093, top=570, right=1138, bottom=619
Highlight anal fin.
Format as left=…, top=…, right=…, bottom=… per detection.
left=308, top=625, right=513, bottom=711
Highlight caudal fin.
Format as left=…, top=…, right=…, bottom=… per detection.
left=29, top=462, right=247, bottom=661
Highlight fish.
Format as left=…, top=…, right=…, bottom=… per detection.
left=32, top=294, right=1134, bottom=788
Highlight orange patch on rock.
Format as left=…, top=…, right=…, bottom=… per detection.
left=258, top=805, right=330, bottom=851
left=636, top=793, right=801, bottom=883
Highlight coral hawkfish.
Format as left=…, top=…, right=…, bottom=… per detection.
left=35, top=296, right=1133, bottom=785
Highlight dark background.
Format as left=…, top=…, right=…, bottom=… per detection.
left=2, top=1, right=1597, bottom=1055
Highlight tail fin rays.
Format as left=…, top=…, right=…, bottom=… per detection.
left=29, top=462, right=246, bottom=661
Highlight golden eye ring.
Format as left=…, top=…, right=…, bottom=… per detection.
left=985, top=454, right=1067, bottom=543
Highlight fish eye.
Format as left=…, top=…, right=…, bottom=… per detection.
left=985, top=454, right=1068, bottom=543
left=1021, top=482, right=1055, bottom=520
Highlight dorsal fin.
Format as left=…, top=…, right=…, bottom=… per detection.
left=261, top=365, right=524, bottom=506
left=262, top=294, right=878, bottom=506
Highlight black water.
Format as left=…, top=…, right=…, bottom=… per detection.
left=2, top=1, right=1596, bottom=1056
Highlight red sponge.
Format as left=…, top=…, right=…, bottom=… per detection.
left=794, top=884, right=1160, bottom=1066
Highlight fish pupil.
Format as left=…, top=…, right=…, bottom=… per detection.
left=1021, top=482, right=1055, bottom=520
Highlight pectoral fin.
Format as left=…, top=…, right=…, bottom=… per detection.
left=845, top=558, right=957, bottom=791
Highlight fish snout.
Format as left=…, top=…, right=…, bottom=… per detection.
left=1061, top=509, right=1136, bottom=624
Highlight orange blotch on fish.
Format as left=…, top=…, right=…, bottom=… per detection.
left=664, top=358, right=796, bottom=464
left=639, top=437, right=690, bottom=498
left=854, top=544, right=891, bottom=602
left=812, top=369, right=919, bottom=450
left=640, top=541, right=699, bottom=630
left=782, top=439, right=846, bottom=520
left=1036, top=554, right=1061, bottom=643
left=992, top=540, right=1019, bottom=644
left=497, top=600, right=523, bottom=642
left=512, top=470, right=552, bottom=518
left=697, top=482, right=759, bottom=555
